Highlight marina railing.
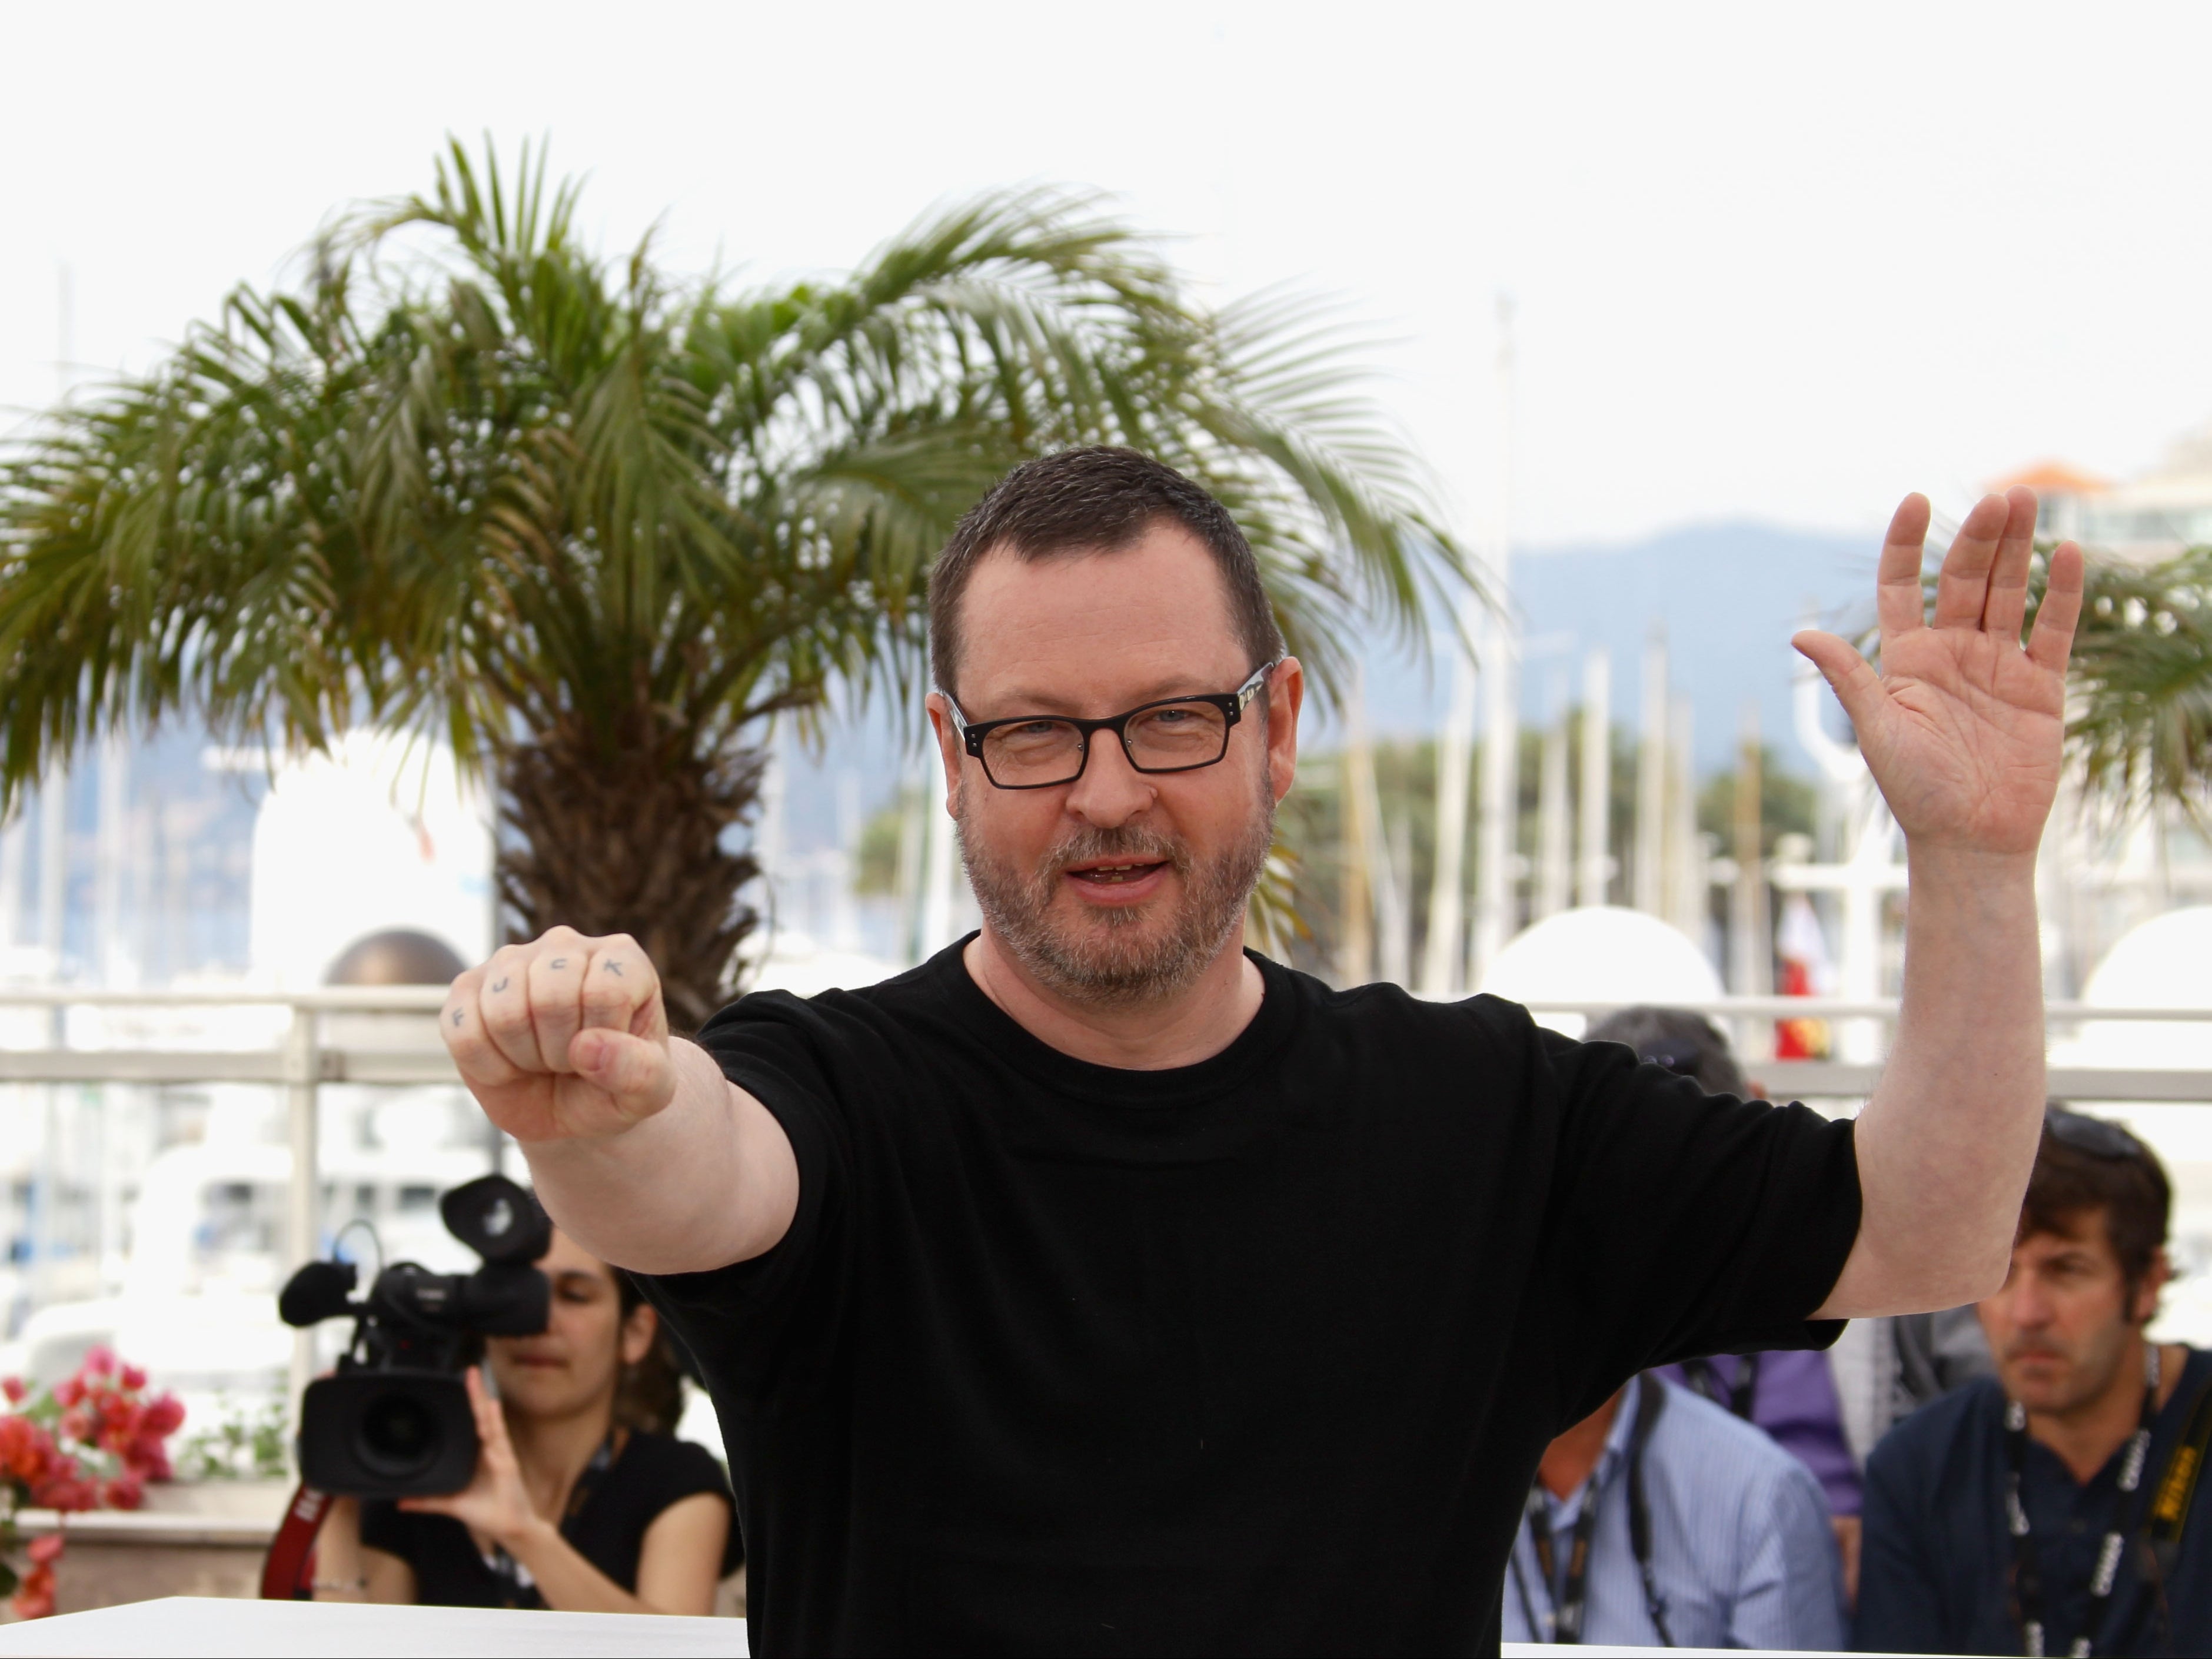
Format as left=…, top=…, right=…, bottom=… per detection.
left=0, top=984, right=451, bottom=1404
left=1508, top=996, right=2212, bottom=1105
left=0, top=984, right=2206, bottom=1403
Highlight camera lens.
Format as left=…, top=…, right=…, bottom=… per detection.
left=355, top=1388, right=442, bottom=1478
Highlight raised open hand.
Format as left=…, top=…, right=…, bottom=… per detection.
left=1794, top=488, right=2085, bottom=859
left=441, top=926, right=676, bottom=1144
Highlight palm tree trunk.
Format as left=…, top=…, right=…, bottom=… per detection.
left=497, top=713, right=764, bottom=1034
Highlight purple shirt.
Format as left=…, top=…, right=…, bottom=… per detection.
left=1651, top=1350, right=1862, bottom=1517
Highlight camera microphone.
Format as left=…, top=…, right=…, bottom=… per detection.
left=278, top=1259, right=358, bottom=1328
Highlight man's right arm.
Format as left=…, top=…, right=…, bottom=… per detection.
left=440, top=926, right=798, bottom=1276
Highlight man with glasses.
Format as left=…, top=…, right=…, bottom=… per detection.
left=440, top=446, right=2085, bottom=1655
left=1856, top=1109, right=2212, bottom=1656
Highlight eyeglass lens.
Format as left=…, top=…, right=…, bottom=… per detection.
left=981, top=702, right=1232, bottom=787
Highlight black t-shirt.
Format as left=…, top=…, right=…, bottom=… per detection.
left=358, top=1428, right=736, bottom=1608
left=641, top=940, right=1861, bottom=1657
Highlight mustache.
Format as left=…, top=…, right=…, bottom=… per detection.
left=1042, top=824, right=1191, bottom=878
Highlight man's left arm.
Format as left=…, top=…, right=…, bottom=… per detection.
left=1792, top=487, right=2084, bottom=1319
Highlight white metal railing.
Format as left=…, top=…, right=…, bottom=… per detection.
left=0, top=983, right=2208, bottom=1403
left=1498, top=996, right=2212, bottom=1103
left=0, top=983, right=455, bottom=1404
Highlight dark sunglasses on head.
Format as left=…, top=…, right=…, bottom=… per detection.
left=2045, top=1108, right=2150, bottom=1163
left=1636, top=1040, right=1706, bottom=1079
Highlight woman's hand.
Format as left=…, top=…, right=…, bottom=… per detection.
left=397, top=1367, right=547, bottom=1551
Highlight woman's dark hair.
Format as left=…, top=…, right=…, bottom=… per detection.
left=613, top=1270, right=688, bottom=1436
left=2021, top=1107, right=2171, bottom=1305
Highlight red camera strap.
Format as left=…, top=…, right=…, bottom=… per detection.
left=260, top=1482, right=334, bottom=1600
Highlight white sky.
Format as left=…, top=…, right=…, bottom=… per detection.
left=7, top=1, right=2212, bottom=548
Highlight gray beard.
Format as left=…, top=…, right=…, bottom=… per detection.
left=957, top=770, right=1275, bottom=1009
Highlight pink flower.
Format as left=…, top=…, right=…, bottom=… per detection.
left=51, top=1378, right=81, bottom=1409
left=12, top=1562, right=55, bottom=1620
left=80, top=1348, right=113, bottom=1379
left=25, top=1534, right=63, bottom=1566
left=101, top=1475, right=142, bottom=1511
left=121, top=1434, right=171, bottom=1481
left=0, top=1415, right=56, bottom=1483
left=142, top=1395, right=184, bottom=1435
left=57, top=1409, right=88, bottom=1445
left=118, top=1364, right=146, bottom=1392
left=1, top=1378, right=25, bottom=1406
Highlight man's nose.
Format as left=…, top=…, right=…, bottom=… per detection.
left=1063, top=731, right=1156, bottom=828
left=2003, top=1275, right=2054, bottom=1329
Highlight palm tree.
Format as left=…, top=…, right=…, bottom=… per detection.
left=0, top=140, right=1466, bottom=1029
left=2058, top=545, right=2212, bottom=822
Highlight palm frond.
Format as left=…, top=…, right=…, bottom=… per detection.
left=0, top=138, right=1481, bottom=999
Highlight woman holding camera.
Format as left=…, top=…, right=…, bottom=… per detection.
left=314, top=1227, right=736, bottom=1614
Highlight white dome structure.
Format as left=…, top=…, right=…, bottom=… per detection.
left=250, top=730, right=494, bottom=988
left=2054, top=906, right=2212, bottom=1347
left=1476, top=906, right=1722, bottom=1037
left=2063, top=906, right=2212, bottom=1075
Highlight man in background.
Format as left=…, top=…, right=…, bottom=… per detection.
left=1857, top=1110, right=2212, bottom=1655
left=1501, top=1368, right=1844, bottom=1648
left=1589, top=1008, right=1865, bottom=1585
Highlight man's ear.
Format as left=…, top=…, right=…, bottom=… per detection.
left=925, top=693, right=964, bottom=817
left=1265, top=657, right=1305, bottom=806
left=2134, top=1246, right=2174, bottom=1328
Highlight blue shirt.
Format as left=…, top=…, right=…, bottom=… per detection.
left=1651, top=1348, right=1864, bottom=1515
left=1502, top=1374, right=1845, bottom=1649
left=1857, top=1347, right=2212, bottom=1657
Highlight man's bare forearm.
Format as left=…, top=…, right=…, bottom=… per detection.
left=1814, top=845, right=2045, bottom=1318
left=515, top=1039, right=791, bottom=1276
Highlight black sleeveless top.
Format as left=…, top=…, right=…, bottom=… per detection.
left=360, top=1429, right=740, bottom=1609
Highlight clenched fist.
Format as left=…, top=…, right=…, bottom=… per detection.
left=441, top=926, right=677, bottom=1143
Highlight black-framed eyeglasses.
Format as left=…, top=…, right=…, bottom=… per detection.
left=945, top=659, right=1280, bottom=790
left=2046, top=1108, right=2151, bottom=1163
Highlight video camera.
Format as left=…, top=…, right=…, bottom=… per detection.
left=278, top=1174, right=551, bottom=1497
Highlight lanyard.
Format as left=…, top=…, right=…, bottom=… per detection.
left=2005, top=1347, right=2158, bottom=1659
left=1679, top=1354, right=1760, bottom=1421
left=484, top=1428, right=620, bottom=1607
left=1521, top=1469, right=1605, bottom=1643
left=1510, top=1379, right=1675, bottom=1647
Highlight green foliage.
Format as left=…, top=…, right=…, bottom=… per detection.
left=2061, top=546, right=2212, bottom=823
left=0, top=137, right=1471, bottom=813
left=1695, top=747, right=1818, bottom=855
left=856, top=789, right=918, bottom=896
left=172, top=1395, right=290, bottom=1483
left=1909, top=541, right=2212, bottom=825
